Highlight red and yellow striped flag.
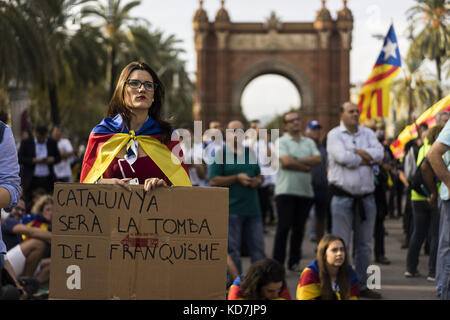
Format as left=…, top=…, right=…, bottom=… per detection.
left=390, top=94, right=450, bottom=159
left=358, top=24, right=402, bottom=122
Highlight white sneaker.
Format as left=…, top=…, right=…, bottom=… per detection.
left=427, top=276, right=435, bottom=282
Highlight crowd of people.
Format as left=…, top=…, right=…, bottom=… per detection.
left=0, top=122, right=83, bottom=299
left=177, top=102, right=450, bottom=300
left=1, top=60, right=450, bottom=301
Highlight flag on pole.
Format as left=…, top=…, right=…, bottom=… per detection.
left=358, top=24, right=402, bottom=122
left=390, top=94, right=450, bottom=159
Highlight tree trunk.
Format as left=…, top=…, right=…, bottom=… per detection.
left=408, top=85, right=414, bottom=125
left=436, top=56, right=442, bottom=100
left=109, top=46, right=117, bottom=99
left=8, top=88, right=30, bottom=145
left=48, top=82, right=60, bottom=125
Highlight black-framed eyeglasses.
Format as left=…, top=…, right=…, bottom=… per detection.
left=126, top=79, right=158, bottom=91
left=285, top=117, right=301, bottom=124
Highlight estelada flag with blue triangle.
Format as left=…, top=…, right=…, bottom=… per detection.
left=358, top=24, right=402, bottom=122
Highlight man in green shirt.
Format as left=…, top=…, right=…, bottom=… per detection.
left=209, top=120, right=265, bottom=273
left=273, top=112, right=322, bottom=272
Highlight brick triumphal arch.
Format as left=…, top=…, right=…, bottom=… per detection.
left=193, top=0, right=353, bottom=133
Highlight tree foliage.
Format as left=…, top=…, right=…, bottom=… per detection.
left=391, top=55, right=437, bottom=123
left=407, top=0, right=450, bottom=99
left=0, top=0, right=194, bottom=142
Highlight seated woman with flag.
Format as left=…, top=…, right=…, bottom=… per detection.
left=80, top=61, right=191, bottom=190
left=297, top=234, right=359, bottom=300
left=228, top=258, right=291, bottom=300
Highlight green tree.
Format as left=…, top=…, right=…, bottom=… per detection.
left=407, top=0, right=450, bottom=99
left=0, top=0, right=45, bottom=87
left=29, top=23, right=108, bottom=141
left=81, top=0, right=195, bottom=126
left=30, top=0, right=105, bottom=125
left=2, top=0, right=193, bottom=136
left=265, top=107, right=298, bottom=131
left=391, top=56, right=437, bottom=124
left=81, top=0, right=143, bottom=98
left=1, top=0, right=105, bottom=126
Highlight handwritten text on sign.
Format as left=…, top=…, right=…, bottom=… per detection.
left=54, top=187, right=220, bottom=265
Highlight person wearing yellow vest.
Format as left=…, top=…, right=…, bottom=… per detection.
left=80, top=62, right=191, bottom=190
left=405, top=125, right=443, bottom=280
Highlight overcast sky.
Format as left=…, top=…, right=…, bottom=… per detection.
left=133, top=0, right=418, bottom=122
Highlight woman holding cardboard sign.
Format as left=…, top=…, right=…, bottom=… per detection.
left=80, top=62, right=191, bottom=191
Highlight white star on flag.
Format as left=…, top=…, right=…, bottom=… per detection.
left=382, top=38, right=397, bottom=61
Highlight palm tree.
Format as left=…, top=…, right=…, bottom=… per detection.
left=0, top=0, right=44, bottom=88
left=407, top=0, right=450, bottom=99
left=81, top=1, right=194, bottom=125
left=29, top=0, right=103, bottom=125
left=66, top=24, right=107, bottom=86
left=1, top=0, right=105, bottom=125
left=391, top=56, right=437, bottom=124
left=81, top=0, right=143, bottom=98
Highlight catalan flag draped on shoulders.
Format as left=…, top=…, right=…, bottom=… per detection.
left=358, top=24, right=402, bottom=122
left=20, top=214, right=50, bottom=241
left=296, top=260, right=359, bottom=300
left=80, top=114, right=191, bottom=186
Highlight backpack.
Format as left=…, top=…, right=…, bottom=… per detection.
left=0, top=121, right=6, bottom=144
left=404, top=146, right=418, bottom=182
left=410, top=158, right=430, bottom=197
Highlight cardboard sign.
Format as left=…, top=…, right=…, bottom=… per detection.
left=49, top=183, right=229, bottom=300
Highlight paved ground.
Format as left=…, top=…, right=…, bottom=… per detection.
left=241, top=215, right=439, bottom=300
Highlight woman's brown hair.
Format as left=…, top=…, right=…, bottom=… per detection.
left=240, top=258, right=287, bottom=300
left=316, top=234, right=351, bottom=300
left=426, top=124, right=443, bottom=145
left=107, top=61, right=172, bottom=143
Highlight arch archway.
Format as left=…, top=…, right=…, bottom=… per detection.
left=240, top=73, right=301, bottom=123
left=232, top=58, right=313, bottom=117
left=193, top=1, right=353, bottom=132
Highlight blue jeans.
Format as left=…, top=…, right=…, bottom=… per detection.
left=0, top=253, right=4, bottom=269
left=436, top=197, right=444, bottom=293
left=228, top=213, right=266, bottom=273
left=406, top=201, right=439, bottom=277
left=437, top=200, right=450, bottom=300
left=331, top=194, right=377, bottom=290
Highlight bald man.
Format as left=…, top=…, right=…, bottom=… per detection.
left=327, top=102, right=384, bottom=299
left=209, top=120, right=265, bottom=273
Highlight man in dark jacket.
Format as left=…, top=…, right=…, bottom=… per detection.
left=18, top=126, right=60, bottom=208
